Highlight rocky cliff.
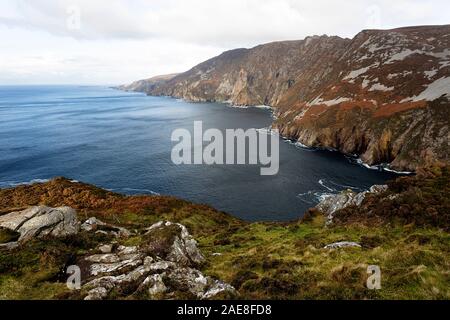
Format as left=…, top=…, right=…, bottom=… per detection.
left=122, top=25, right=450, bottom=171
left=274, top=25, right=450, bottom=172
left=118, top=73, right=179, bottom=93
left=142, top=36, right=350, bottom=106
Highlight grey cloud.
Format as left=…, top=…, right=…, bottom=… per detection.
left=1, top=0, right=448, bottom=47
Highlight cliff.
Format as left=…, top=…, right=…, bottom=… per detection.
left=122, top=25, right=450, bottom=172
left=0, top=167, right=449, bottom=299
left=118, top=73, right=179, bottom=93
left=274, top=25, right=450, bottom=172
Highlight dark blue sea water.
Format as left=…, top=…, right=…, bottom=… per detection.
left=0, top=85, right=397, bottom=221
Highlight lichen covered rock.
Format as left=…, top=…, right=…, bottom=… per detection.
left=81, top=217, right=131, bottom=238
left=81, top=221, right=236, bottom=300
left=0, top=206, right=80, bottom=243
left=142, top=221, right=205, bottom=266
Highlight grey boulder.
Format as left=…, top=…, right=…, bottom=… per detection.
left=0, top=206, right=80, bottom=242
left=143, top=221, right=206, bottom=266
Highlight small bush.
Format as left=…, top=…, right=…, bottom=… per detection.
left=231, top=270, right=259, bottom=289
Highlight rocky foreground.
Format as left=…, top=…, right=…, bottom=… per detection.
left=120, top=25, right=450, bottom=172
left=0, top=206, right=236, bottom=300
left=0, top=166, right=449, bottom=299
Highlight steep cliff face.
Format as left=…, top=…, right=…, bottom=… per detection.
left=122, top=25, right=450, bottom=171
left=131, top=36, right=351, bottom=106
left=274, top=25, right=450, bottom=171
left=118, top=73, right=179, bottom=93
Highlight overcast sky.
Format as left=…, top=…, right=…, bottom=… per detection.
left=0, top=0, right=448, bottom=85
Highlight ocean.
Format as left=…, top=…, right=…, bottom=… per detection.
left=0, top=85, right=398, bottom=221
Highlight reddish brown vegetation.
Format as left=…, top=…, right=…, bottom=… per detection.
left=374, top=101, right=427, bottom=118
left=0, top=178, right=239, bottom=237
left=334, top=165, right=450, bottom=230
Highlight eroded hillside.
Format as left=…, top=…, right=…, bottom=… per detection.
left=121, top=25, right=450, bottom=171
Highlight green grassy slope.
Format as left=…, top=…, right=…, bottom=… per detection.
left=0, top=166, right=448, bottom=300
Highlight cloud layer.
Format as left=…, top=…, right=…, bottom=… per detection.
left=0, top=0, right=448, bottom=84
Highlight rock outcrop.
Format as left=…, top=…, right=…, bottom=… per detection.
left=143, top=221, right=205, bottom=266
left=0, top=206, right=136, bottom=250
left=82, top=221, right=236, bottom=300
left=0, top=205, right=237, bottom=300
left=317, top=185, right=388, bottom=225
left=0, top=206, right=79, bottom=243
left=324, top=242, right=362, bottom=249
left=81, top=217, right=132, bottom=238
left=122, top=25, right=450, bottom=171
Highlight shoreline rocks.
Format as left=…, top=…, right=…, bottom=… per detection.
left=317, top=185, right=388, bottom=225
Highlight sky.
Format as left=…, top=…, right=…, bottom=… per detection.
left=0, top=0, right=448, bottom=85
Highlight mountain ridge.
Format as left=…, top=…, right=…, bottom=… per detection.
left=120, top=25, right=450, bottom=171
